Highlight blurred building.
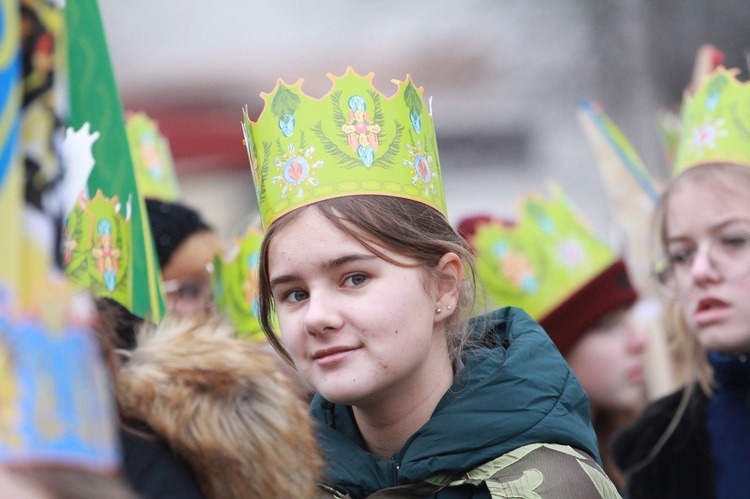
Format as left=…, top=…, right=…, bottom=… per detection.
left=101, top=0, right=750, bottom=240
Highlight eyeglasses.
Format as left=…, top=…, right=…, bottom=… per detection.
left=163, top=278, right=214, bottom=314
left=651, top=221, right=750, bottom=299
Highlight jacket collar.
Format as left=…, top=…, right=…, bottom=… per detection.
left=310, top=307, right=599, bottom=497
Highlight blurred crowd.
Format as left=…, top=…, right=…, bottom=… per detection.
left=2, top=1, right=749, bottom=497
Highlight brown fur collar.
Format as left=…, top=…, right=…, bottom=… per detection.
left=116, top=319, right=322, bottom=498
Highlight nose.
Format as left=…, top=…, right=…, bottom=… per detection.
left=625, top=320, right=648, bottom=354
left=690, top=244, right=722, bottom=285
left=303, top=290, right=343, bottom=336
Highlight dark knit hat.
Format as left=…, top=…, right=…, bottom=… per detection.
left=145, top=198, right=212, bottom=268
left=538, top=259, right=637, bottom=356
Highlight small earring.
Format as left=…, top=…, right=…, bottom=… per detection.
left=446, top=305, right=452, bottom=311
left=436, top=308, right=442, bottom=314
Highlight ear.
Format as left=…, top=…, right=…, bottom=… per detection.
left=434, top=252, right=463, bottom=320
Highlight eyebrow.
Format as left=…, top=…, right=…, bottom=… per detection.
left=322, top=253, right=377, bottom=271
left=270, top=253, right=378, bottom=290
left=668, top=218, right=750, bottom=244
left=719, top=218, right=750, bottom=228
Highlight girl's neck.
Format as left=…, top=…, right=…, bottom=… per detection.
left=353, top=353, right=454, bottom=460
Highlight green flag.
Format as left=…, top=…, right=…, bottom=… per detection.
left=65, top=0, right=165, bottom=321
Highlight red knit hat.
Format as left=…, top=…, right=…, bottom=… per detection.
left=538, top=259, right=637, bottom=355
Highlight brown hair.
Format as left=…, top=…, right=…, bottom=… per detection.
left=656, top=163, right=750, bottom=394
left=257, top=195, right=478, bottom=366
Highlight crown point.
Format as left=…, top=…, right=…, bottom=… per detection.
left=674, top=64, right=750, bottom=175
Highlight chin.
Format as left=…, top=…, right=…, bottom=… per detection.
left=697, top=329, right=750, bottom=355
left=705, top=344, right=750, bottom=356
left=601, top=389, right=645, bottom=413
left=316, top=386, right=362, bottom=405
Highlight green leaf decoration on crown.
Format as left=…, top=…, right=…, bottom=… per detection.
left=403, top=82, right=424, bottom=133
left=271, top=84, right=301, bottom=138
left=126, top=112, right=180, bottom=202
left=212, top=225, right=265, bottom=342
left=243, top=67, right=446, bottom=229
left=472, top=183, right=617, bottom=320
left=63, top=190, right=132, bottom=310
left=673, top=66, right=750, bottom=175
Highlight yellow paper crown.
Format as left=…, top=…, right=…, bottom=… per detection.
left=673, top=66, right=750, bottom=175
left=466, top=183, right=618, bottom=320
left=242, top=68, right=447, bottom=229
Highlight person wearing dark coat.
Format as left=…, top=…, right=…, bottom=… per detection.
left=610, top=385, right=714, bottom=498
left=248, top=68, right=621, bottom=497
left=611, top=60, right=750, bottom=498
left=95, top=298, right=206, bottom=499
left=120, top=420, right=205, bottom=499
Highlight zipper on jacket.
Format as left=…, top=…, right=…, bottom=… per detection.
left=393, top=462, right=401, bottom=483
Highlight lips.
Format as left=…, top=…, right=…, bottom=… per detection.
left=312, top=346, right=359, bottom=367
left=627, top=364, right=645, bottom=383
left=694, top=297, right=731, bottom=326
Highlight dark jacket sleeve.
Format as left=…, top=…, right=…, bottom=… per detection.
left=120, top=421, right=206, bottom=499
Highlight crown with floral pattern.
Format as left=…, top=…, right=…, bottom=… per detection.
left=0, top=289, right=121, bottom=472
left=673, top=66, right=750, bottom=175
left=461, top=183, right=620, bottom=320
left=63, top=190, right=132, bottom=310
left=126, top=111, right=181, bottom=202
left=242, top=67, right=446, bottom=229
left=212, top=223, right=265, bottom=341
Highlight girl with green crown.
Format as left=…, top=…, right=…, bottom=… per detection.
left=457, top=182, right=649, bottom=493
left=244, top=68, right=621, bottom=498
left=611, top=54, right=750, bottom=498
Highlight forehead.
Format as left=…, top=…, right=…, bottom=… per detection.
left=163, top=230, right=222, bottom=281
left=266, top=208, right=420, bottom=275
left=268, top=210, right=369, bottom=267
left=272, top=207, right=354, bottom=242
left=666, top=169, right=750, bottom=234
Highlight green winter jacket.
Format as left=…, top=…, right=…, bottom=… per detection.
left=310, top=307, right=620, bottom=498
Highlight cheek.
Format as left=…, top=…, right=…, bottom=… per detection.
left=734, top=280, right=750, bottom=314
left=567, top=337, right=621, bottom=387
left=278, top=316, right=305, bottom=359
left=677, top=293, right=696, bottom=318
left=571, top=357, right=621, bottom=407
left=572, top=355, right=612, bottom=388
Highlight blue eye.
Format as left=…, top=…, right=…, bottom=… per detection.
left=668, top=249, right=695, bottom=267
left=721, top=233, right=750, bottom=250
left=344, top=274, right=367, bottom=287
left=286, top=289, right=309, bottom=303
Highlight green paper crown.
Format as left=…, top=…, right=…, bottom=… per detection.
left=673, top=67, right=750, bottom=175
left=126, top=112, right=180, bottom=202
left=242, top=67, right=447, bottom=229
left=471, top=183, right=617, bottom=320
left=212, top=224, right=265, bottom=342
left=63, top=190, right=132, bottom=310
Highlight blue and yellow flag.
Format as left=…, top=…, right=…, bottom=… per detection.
left=0, top=0, right=23, bottom=298
left=0, top=1, right=123, bottom=473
